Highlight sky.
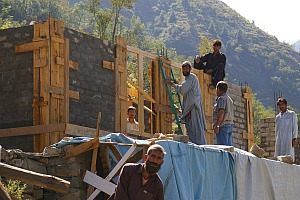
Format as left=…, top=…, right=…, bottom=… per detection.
left=221, top=0, right=300, bottom=44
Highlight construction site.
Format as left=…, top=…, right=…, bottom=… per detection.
left=0, top=18, right=300, bottom=200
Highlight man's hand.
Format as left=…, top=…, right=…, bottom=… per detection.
left=213, top=125, right=220, bottom=134
left=194, top=55, right=200, bottom=63
left=292, top=138, right=297, bottom=147
left=164, top=79, right=173, bottom=86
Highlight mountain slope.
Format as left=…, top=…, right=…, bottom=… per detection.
left=130, top=0, right=300, bottom=110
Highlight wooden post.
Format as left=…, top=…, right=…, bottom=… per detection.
left=243, top=86, right=254, bottom=151
left=87, top=112, right=102, bottom=197
left=115, top=36, right=128, bottom=134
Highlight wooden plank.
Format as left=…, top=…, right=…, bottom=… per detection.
left=56, top=56, right=64, bottom=65
left=64, top=38, right=70, bottom=125
left=34, top=58, right=47, bottom=68
left=64, top=137, right=100, bottom=159
left=131, top=98, right=156, bottom=116
left=69, top=90, right=79, bottom=100
left=38, top=23, right=51, bottom=151
left=103, top=60, right=114, bottom=70
left=126, top=45, right=156, bottom=60
left=87, top=143, right=137, bottom=200
left=15, top=40, right=48, bottom=53
left=0, top=123, right=66, bottom=138
left=127, top=79, right=156, bottom=103
left=108, top=144, right=122, bottom=161
left=153, top=60, right=160, bottom=133
left=54, top=20, right=64, bottom=38
left=51, top=36, right=64, bottom=44
left=69, top=61, right=78, bottom=70
left=87, top=112, right=102, bottom=197
left=0, top=162, right=70, bottom=193
left=154, top=103, right=173, bottom=114
left=45, top=84, right=64, bottom=96
left=0, top=182, right=12, bottom=200
left=65, top=123, right=110, bottom=138
left=126, top=149, right=143, bottom=163
left=243, top=131, right=254, bottom=141
left=116, top=36, right=128, bottom=135
left=84, top=171, right=116, bottom=196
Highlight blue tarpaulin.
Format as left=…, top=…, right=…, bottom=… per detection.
left=53, top=133, right=237, bottom=200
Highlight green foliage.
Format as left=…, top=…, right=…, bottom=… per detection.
left=0, top=6, right=25, bottom=29
left=198, top=36, right=212, bottom=55
left=2, top=179, right=26, bottom=200
left=252, top=95, right=274, bottom=143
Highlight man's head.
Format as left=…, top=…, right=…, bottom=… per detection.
left=216, top=81, right=228, bottom=96
left=277, top=98, right=288, bottom=113
left=127, top=106, right=136, bottom=120
left=144, top=144, right=166, bottom=175
left=182, top=61, right=192, bottom=76
left=213, top=39, right=222, bottom=53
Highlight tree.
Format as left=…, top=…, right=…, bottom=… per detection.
left=87, top=0, right=136, bottom=42
left=110, top=0, right=137, bottom=43
left=252, top=95, right=274, bottom=143
left=198, top=36, right=212, bottom=55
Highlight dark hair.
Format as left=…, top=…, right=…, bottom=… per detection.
left=147, top=144, right=166, bottom=157
left=216, top=81, right=228, bottom=92
left=128, top=106, right=136, bottom=113
left=277, top=98, right=287, bottom=105
left=213, top=39, right=222, bottom=47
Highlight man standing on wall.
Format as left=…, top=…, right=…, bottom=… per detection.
left=213, top=81, right=234, bottom=146
left=274, top=98, right=298, bottom=161
left=108, top=144, right=166, bottom=200
left=165, top=61, right=207, bottom=145
left=194, top=39, right=226, bottom=89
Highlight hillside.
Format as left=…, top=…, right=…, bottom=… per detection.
left=2, top=0, right=300, bottom=110
left=129, top=0, right=300, bottom=110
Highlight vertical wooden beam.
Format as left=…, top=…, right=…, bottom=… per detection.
left=87, top=112, right=102, bottom=197
left=115, top=36, right=128, bottom=134
left=152, top=60, right=160, bottom=133
left=63, top=38, right=70, bottom=139
left=137, top=54, right=144, bottom=135
left=32, top=20, right=51, bottom=152
left=243, top=86, right=254, bottom=151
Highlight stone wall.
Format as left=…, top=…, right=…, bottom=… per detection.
left=0, top=25, right=34, bottom=151
left=0, top=144, right=93, bottom=200
left=226, top=83, right=248, bottom=151
left=260, top=117, right=300, bottom=164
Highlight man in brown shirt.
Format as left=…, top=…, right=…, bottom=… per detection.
left=108, top=144, right=166, bottom=200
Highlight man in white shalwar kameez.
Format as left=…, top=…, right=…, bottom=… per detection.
left=166, top=61, right=207, bottom=145
left=274, top=98, right=298, bottom=161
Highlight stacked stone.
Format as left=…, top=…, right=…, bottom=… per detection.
left=259, top=118, right=276, bottom=159
left=0, top=144, right=93, bottom=200
left=227, top=83, right=248, bottom=151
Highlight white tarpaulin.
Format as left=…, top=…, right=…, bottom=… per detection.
left=234, top=149, right=300, bottom=200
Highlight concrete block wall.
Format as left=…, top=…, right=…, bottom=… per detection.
left=0, top=25, right=34, bottom=151
left=259, top=118, right=276, bottom=158
left=260, top=117, right=300, bottom=164
left=226, top=83, right=248, bottom=151
left=65, top=28, right=115, bottom=132
left=0, top=26, right=116, bottom=151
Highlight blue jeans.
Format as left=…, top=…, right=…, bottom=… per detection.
left=216, top=124, right=233, bottom=146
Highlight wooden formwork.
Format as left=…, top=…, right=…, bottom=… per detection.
left=114, top=39, right=221, bottom=144
left=11, top=18, right=254, bottom=150
left=15, top=18, right=79, bottom=152
left=115, top=39, right=254, bottom=148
